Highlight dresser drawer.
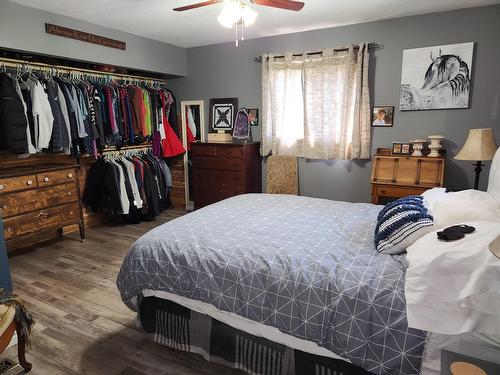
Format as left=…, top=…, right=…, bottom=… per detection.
left=192, top=144, right=218, bottom=157
left=3, top=206, right=63, bottom=240
left=214, top=146, right=244, bottom=158
left=192, top=145, right=244, bottom=158
left=193, top=169, right=243, bottom=188
left=60, top=202, right=80, bottom=225
left=193, top=156, right=243, bottom=171
left=37, top=168, right=76, bottom=187
left=0, top=183, right=78, bottom=218
left=0, top=175, right=36, bottom=194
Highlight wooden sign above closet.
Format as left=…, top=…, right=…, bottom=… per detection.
left=45, top=23, right=126, bottom=50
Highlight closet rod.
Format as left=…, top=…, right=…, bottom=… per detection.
left=254, top=42, right=383, bottom=63
left=0, top=56, right=166, bottom=84
left=101, top=144, right=152, bottom=153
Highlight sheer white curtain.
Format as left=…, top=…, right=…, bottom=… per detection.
left=261, top=44, right=371, bottom=160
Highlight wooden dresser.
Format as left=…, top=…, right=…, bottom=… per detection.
left=0, top=164, right=85, bottom=251
left=371, top=151, right=445, bottom=204
left=192, top=142, right=262, bottom=209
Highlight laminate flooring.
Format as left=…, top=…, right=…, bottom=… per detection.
left=2, top=212, right=243, bottom=375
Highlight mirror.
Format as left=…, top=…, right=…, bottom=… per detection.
left=181, top=101, right=205, bottom=211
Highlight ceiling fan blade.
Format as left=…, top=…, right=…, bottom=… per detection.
left=252, top=0, right=305, bottom=11
left=173, top=0, right=223, bottom=12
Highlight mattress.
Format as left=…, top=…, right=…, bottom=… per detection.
left=117, top=193, right=426, bottom=375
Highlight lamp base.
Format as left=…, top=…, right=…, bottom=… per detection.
left=474, top=161, right=484, bottom=190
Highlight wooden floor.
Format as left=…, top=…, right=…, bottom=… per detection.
left=2, top=211, right=241, bottom=375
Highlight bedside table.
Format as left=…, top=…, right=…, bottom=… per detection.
left=371, top=149, right=445, bottom=204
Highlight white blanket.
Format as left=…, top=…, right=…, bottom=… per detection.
left=405, top=221, right=500, bottom=335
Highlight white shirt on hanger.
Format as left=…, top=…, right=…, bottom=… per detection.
left=110, top=160, right=130, bottom=215
left=27, top=79, right=54, bottom=151
left=121, top=158, right=143, bottom=209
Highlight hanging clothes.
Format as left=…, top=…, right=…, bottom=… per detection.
left=82, top=149, right=172, bottom=223
left=0, top=68, right=182, bottom=158
left=0, top=73, right=29, bottom=154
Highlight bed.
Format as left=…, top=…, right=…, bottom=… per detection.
left=117, top=147, right=500, bottom=375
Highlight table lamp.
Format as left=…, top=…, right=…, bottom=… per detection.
left=455, top=128, right=498, bottom=190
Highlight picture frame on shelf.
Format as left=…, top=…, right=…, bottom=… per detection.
left=209, top=97, right=239, bottom=132
left=372, top=106, right=394, bottom=127
left=392, top=142, right=412, bottom=155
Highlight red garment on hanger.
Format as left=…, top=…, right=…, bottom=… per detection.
left=162, top=118, right=186, bottom=157
left=159, top=91, right=185, bottom=157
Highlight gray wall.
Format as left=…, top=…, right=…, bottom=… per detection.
left=0, top=1, right=187, bottom=77
left=169, top=5, right=500, bottom=203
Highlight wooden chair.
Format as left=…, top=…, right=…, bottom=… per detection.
left=0, top=305, right=32, bottom=372
left=266, top=156, right=299, bottom=195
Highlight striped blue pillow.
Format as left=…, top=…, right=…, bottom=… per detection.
left=375, top=196, right=434, bottom=254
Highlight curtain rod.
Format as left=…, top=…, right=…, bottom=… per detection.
left=0, top=56, right=166, bottom=83
left=254, top=42, right=383, bottom=63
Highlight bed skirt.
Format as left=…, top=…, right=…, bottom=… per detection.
left=139, top=296, right=371, bottom=375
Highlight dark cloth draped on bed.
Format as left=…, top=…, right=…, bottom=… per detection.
left=140, top=296, right=372, bottom=375
left=117, top=194, right=426, bottom=375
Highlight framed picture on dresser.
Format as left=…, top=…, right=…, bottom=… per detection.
left=209, top=98, right=238, bottom=132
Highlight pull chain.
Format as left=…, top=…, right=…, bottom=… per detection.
left=235, top=21, right=239, bottom=47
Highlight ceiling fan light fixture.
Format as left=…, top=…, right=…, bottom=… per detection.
left=217, top=1, right=243, bottom=28
left=242, top=5, right=258, bottom=26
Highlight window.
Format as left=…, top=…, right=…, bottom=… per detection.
left=261, top=44, right=371, bottom=160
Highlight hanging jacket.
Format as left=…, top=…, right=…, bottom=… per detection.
left=45, top=79, right=66, bottom=152
left=0, top=73, right=29, bottom=154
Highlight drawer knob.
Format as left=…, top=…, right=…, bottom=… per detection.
left=6, top=227, right=12, bottom=232
left=27, top=180, right=33, bottom=185
left=43, top=177, right=49, bottom=182
left=67, top=173, right=73, bottom=178
left=67, top=192, right=72, bottom=196
left=0, top=184, right=4, bottom=190
left=38, top=210, right=48, bottom=217
left=69, top=211, right=74, bottom=216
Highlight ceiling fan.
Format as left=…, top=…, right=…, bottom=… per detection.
left=173, top=0, right=305, bottom=13
left=174, top=0, right=305, bottom=46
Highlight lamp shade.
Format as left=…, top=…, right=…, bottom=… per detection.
left=455, top=128, right=498, bottom=161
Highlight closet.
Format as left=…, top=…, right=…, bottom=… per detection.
left=0, top=54, right=185, bottom=251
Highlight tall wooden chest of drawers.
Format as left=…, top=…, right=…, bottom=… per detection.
left=192, top=142, right=262, bottom=209
left=0, top=164, right=85, bottom=251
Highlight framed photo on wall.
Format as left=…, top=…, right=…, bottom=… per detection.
left=209, top=98, right=239, bottom=132
left=248, top=108, right=259, bottom=126
left=372, top=106, right=394, bottom=127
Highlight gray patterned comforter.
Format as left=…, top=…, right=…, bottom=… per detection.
left=117, top=194, right=425, bottom=375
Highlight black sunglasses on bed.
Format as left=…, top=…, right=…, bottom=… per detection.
left=437, top=225, right=476, bottom=241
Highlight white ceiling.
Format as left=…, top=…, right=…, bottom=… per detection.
left=8, top=0, right=500, bottom=48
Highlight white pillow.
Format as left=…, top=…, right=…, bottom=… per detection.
left=488, top=146, right=500, bottom=202
left=422, top=188, right=500, bottom=230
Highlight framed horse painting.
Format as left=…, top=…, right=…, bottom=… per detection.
left=400, top=42, right=474, bottom=110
